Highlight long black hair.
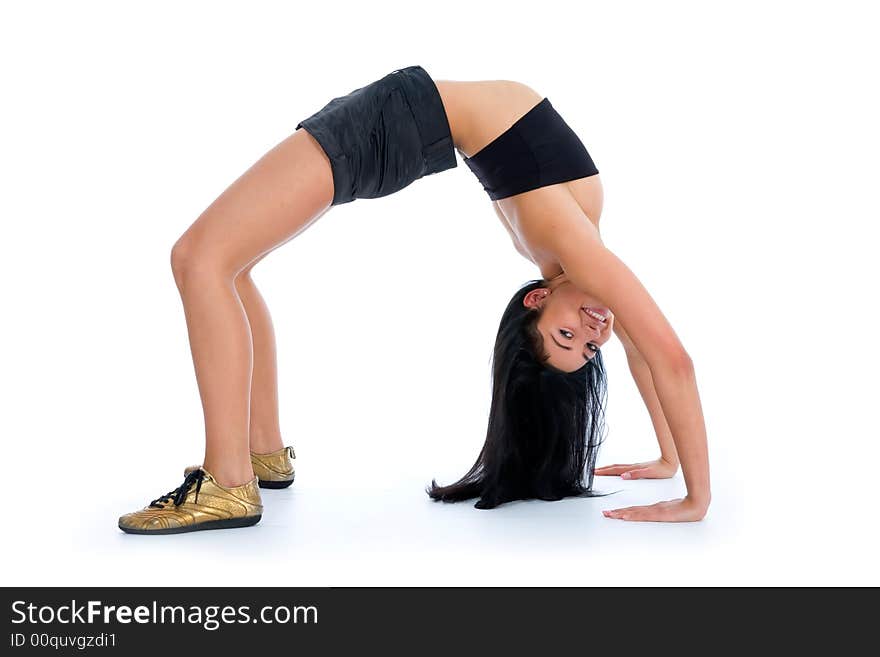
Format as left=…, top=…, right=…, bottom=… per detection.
left=426, top=279, right=608, bottom=509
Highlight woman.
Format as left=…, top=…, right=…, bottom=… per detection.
left=118, top=65, right=710, bottom=534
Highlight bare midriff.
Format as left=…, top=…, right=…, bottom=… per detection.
left=433, top=78, right=604, bottom=281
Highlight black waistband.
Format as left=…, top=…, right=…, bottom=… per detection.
left=390, top=65, right=457, bottom=175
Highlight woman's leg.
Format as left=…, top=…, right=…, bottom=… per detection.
left=170, top=127, right=334, bottom=487
left=233, top=259, right=283, bottom=455
left=233, top=234, right=327, bottom=456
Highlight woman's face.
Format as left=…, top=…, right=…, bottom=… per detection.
left=523, top=278, right=614, bottom=372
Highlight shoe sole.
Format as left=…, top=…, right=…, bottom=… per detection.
left=258, top=474, right=295, bottom=489
left=119, top=514, right=262, bottom=535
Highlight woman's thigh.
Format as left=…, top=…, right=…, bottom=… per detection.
left=173, top=127, right=335, bottom=276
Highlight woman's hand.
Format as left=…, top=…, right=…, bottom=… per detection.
left=602, top=496, right=708, bottom=522
left=545, top=214, right=712, bottom=524
left=594, top=457, right=678, bottom=480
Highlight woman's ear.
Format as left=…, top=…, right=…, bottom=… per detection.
left=523, top=288, right=550, bottom=309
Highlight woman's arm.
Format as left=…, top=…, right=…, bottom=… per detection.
left=528, top=196, right=710, bottom=521
left=593, top=320, right=680, bottom=479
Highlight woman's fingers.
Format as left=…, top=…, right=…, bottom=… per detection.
left=620, top=467, right=651, bottom=480
left=594, top=464, right=634, bottom=475
left=596, top=459, right=675, bottom=479
left=603, top=504, right=657, bottom=521
left=595, top=463, right=653, bottom=477
left=602, top=498, right=700, bottom=522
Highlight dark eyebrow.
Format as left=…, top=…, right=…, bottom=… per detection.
left=550, top=334, right=594, bottom=361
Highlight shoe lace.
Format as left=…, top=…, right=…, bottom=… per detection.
left=149, top=468, right=205, bottom=509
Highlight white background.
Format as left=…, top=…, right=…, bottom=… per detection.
left=1, top=0, right=877, bottom=586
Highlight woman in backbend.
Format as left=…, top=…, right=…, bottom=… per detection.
left=118, top=65, right=710, bottom=535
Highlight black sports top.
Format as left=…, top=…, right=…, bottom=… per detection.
left=461, top=98, right=599, bottom=201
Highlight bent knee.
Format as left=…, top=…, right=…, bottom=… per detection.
left=170, top=236, right=236, bottom=289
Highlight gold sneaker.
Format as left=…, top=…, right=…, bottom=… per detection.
left=118, top=467, right=262, bottom=535
left=185, top=446, right=296, bottom=490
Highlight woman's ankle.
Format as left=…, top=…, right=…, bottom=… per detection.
left=202, top=458, right=255, bottom=488
left=249, top=431, right=285, bottom=455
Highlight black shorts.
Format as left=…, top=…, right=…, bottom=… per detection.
left=296, top=65, right=458, bottom=206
